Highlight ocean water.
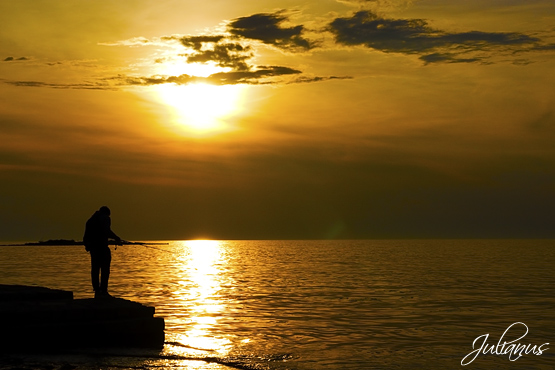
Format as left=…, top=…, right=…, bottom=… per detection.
left=1, top=239, right=554, bottom=370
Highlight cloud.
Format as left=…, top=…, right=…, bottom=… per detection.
left=531, top=43, right=555, bottom=51
left=102, top=65, right=354, bottom=87
left=104, top=65, right=304, bottom=87
left=336, top=0, right=415, bottom=10
left=103, top=11, right=318, bottom=54
left=4, top=56, right=29, bottom=62
left=328, top=10, right=541, bottom=63
left=208, top=65, right=302, bottom=84
left=289, top=75, right=353, bottom=84
left=178, top=36, right=253, bottom=71
left=2, top=22, right=346, bottom=89
left=6, top=7, right=553, bottom=92
left=98, top=36, right=152, bottom=46
left=228, top=11, right=314, bottom=51
left=100, top=31, right=325, bottom=86
left=178, top=35, right=226, bottom=49
left=98, top=9, right=553, bottom=69
left=2, top=79, right=114, bottom=90
left=2, top=54, right=348, bottom=89
left=419, top=52, right=483, bottom=65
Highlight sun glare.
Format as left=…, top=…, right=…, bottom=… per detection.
left=157, top=83, right=243, bottom=134
left=153, top=62, right=245, bottom=136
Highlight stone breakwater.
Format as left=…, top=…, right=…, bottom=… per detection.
left=0, top=284, right=165, bottom=351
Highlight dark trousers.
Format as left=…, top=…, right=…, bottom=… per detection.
left=90, top=246, right=112, bottom=293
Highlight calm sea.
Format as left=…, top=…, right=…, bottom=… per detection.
left=1, top=239, right=554, bottom=370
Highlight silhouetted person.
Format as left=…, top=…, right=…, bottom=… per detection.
left=83, top=206, right=122, bottom=298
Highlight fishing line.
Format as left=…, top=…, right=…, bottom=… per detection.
left=165, top=341, right=216, bottom=352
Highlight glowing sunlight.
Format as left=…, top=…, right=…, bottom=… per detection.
left=157, top=83, right=243, bottom=134
left=154, top=62, right=245, bottom=136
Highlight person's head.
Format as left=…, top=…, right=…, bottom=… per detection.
left=99, top=206, right=111, bottom=216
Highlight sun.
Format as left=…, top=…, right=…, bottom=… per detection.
left=156, top=83, right=244, bottom=134
left=153, top=62, right=245, bottom=136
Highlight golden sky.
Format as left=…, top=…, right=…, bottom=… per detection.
left=1, top=0, right=555, bottom=240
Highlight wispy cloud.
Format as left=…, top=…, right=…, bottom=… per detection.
left=98, top=36, right=153, bottom=47
left=2, top=79, right=113, bottom=90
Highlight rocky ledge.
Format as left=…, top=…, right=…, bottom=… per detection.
left=0, top=285, right=165, bottom=352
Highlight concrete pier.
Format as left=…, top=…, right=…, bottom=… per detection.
left=0, top=285, right=165, bottom=351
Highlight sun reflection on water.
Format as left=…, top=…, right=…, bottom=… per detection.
left=172, top=240, right=231, bottom=356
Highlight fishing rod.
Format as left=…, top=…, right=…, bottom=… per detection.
left=116, top=240, right=176, bottom=254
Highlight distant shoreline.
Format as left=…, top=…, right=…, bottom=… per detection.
left=0, top=239, right=83, bottom=247
left=0, top=239, right=169, bottom=247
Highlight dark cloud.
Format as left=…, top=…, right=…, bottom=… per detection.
left=336, top=0, right=415, bottom=9
left=109, top=74, right=201, bottom=86
left=228, top=12, right=314, bottom=51
left=4, top=56, right=29, bottom=62
left=108, top=66, right=354, bottom=87
left=183, top=39, right=253, bottom=71
left=289, top=75, right=353, bottom=84
left=178, top=35, right=225, bottom=50
left=531, top=43, right=555, bottom=51
left=141, top=30, right=342, bottom=86
left=419, top=52, right=483, bottom=65
left=105, top=66, right=303, bottom=87
left=207, top=66, right=302, bottom=85
left=328, top=11, right=540, bottom=63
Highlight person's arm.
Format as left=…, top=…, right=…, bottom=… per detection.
left=108, top=230, right=122, bottom=244
left=106, top=217, right=122, bottom=244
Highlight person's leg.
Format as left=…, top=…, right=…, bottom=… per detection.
left=99, top=246, right=112, bottom=295
left=90, top=250, right=101, bottom=295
